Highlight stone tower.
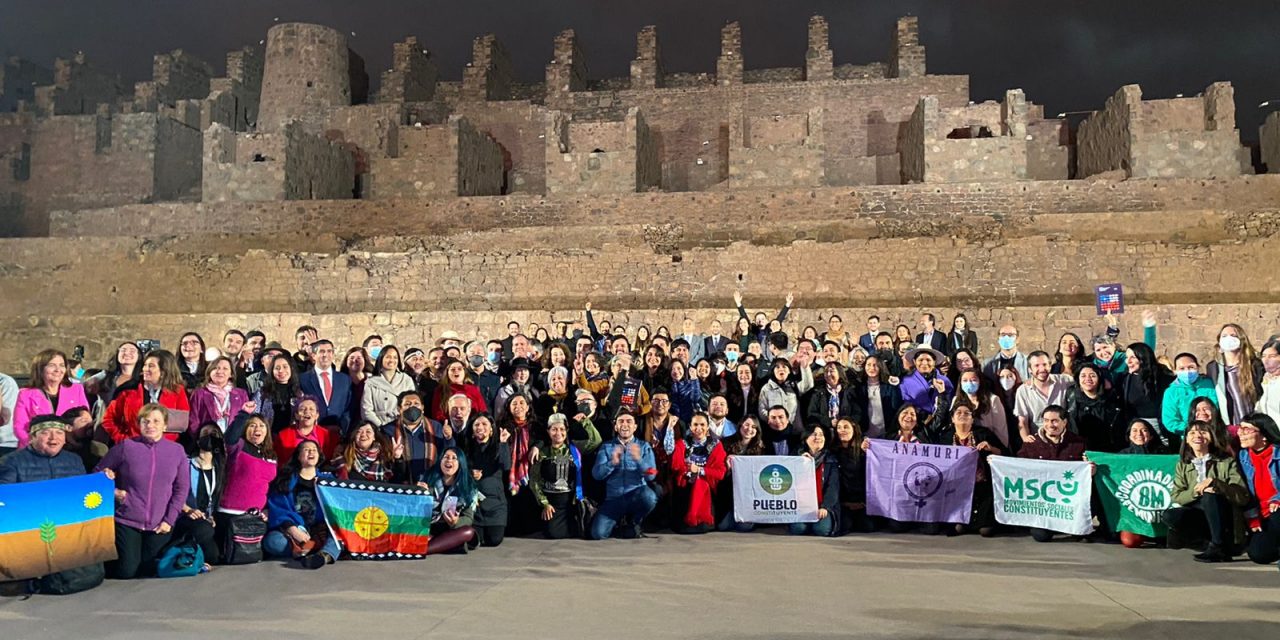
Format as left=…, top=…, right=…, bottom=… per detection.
left=257, top=23, right=353, bottom=132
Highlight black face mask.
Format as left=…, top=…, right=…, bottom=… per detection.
left=577, top=402, right=593, bottom=417
left=402, top=407, right=424, bottom=423
left=197, top=435, right=222, bottom=453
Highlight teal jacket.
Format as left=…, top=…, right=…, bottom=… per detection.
left=1096, top=324, right=1157, bottom=381
left=1161, top=376, right=1217, bottom=435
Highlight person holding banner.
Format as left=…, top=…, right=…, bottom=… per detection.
left=939, top=403, right=1001, bottom=536
left=889, top=405, right=924, bottom=444
left=590, top=412, right=658, bottom=540
left=265, top=440, right=339, bottom=569
left=670, top=412, right=727, bottom=534
left=831, top=417, right=873, bottom=534
left=789, top=426, right=839, bottom=536
left=716, top=416, right=764, bottom=532
left=1163, top=420, right=1250, bottom=562
left=953, top=369, right=1009, bottom=449
left=1236, top=413, right=1280, bottom=564
left=1018, top=405, right=1087, bottom=542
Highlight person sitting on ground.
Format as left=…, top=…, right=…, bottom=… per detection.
left=789, top=426, right=839, bottom=537
left=264, top=440, right=339, bottom=569
left=332, top=420, right=407, bottom=483
left=1109, top=419, right=1164, bottom=549
left=716, top=416, right=764, bottom=532
left=1163, top=420, right=1250, bottom=563
left=669, top=412, right=727, bottom=534
left=467, top=414, right=512, bottom=547
left=590, top=412, right=658, bottom=540
left=530, top=412, right=602, bottom=539
left=1235, top=413, right=1280, bottom=565
left=418, top=447, right=479, bottom=554
left=176, top=423, right=224, bottom=571
left=95, top=404, right=190, bottom=579
left=215, top=411, right=275, bottom=558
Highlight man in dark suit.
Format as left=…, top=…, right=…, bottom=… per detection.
left=299, top=339, right=352, bottom=435
left=858, top=315, right=881, bottom=353
left=915, top=312, right=949, bottom=356
left=704, top=319, right=731, bottom=358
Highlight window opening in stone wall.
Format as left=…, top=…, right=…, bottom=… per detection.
left=252, top=153, right=269, bottom=162
left=946, top=126, right=994, bottom=139
left=306, top=80, right=314, bottom=88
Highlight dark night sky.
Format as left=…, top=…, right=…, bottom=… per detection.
left=2, top=0, right=1277, bottom=139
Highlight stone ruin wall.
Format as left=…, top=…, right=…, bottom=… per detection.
left=0, top=15, right=1277, bottom=374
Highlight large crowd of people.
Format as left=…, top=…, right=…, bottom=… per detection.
left=2, top=294, right=1279, bottom=590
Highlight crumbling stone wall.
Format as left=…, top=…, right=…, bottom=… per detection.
left=1262, top=112, right=1280, bottom=175
left=133, top=50, right=213, bottom=112
left=366, top=116, right=502, bottom=198
left=888, top=17, right=926, bottom=79
left=729, top=109, right=825, bottom=189
left=202, top=122, right=353, bottom=201
left=462, top=35, right=514, bottom=102
left=202, top=47, right=264, bottom=132
left=1079, top=83, right=1250, bottom=179
left=33, top=53, right=126, bottom=116
left=51, top=175, right=1280, bottom=239
left=1, top=58, right=52, bottom=112
left=546, top=107, right=657, bottom=195
left=378, top=36, right=436, bottom=103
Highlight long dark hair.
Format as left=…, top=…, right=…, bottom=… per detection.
left=262, top=354, right=300, bottom=403
left=1179, top=420, right=1231, bottom=462
left=270, top=440, right=322, bottom=494
left=424, top=447, right=478, bottom=506
left=724, top=416, right=764, bottom=456
left=1127, top=342, right=1170, bottom=397
left=1053, top=332, right=1085, bottom=370
left=179, top=331, right=210, bottom=381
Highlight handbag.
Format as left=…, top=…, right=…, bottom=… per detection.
left=222, top=510, right=267, bottom=565
left=575, top=497, right=598, bottom=540
left=156, top=536, right=204, bottom=578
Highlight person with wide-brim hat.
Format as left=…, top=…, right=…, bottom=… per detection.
left=899, top=347, right=954, bottom=433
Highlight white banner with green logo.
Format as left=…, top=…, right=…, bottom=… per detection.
left=989, top=456, right=1094, bottom=535
left=731, top=456, right=819, bottom=524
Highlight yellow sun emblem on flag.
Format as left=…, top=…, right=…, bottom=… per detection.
left=353, top=506, right=389, bottom=540
left=83, top=492, right=104, bottom=509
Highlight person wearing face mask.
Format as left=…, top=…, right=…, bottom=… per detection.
left=1162, top=353, right=1219, bottom=437
left=383, top=390, right=452, bottom=482
left=952, top=369, right=1010, bottom=449
left=1254, top=339, right=1280, bottom=423
left=175, top=423, right=225, bottom=570
left=981, top=325, right=1028, bottom=383
left=1206, top=324, right=1266, bottom=426
left=1236, top=413, right=1280, bottom=564
left=872, top=332, right=905, bottom=379
left=468, top=341, right=504, bottom=410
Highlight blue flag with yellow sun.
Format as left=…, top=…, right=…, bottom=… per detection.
left=0, top=472, right=117, bottom=581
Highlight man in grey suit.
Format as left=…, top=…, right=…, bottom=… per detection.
left=680, top=317, right=706, bottom=365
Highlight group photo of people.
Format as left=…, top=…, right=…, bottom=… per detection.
left=3, top=293, right=1279, bottom=595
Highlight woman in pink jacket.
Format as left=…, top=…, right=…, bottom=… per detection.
left=13, top=349, right=90, bottom=448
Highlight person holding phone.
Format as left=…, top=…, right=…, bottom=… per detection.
left=418, top=447, right=479, bottom=554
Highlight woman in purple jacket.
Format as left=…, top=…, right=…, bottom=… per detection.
left=189, top=356, right=249, bottom=437
left=95, top=403, right=190, bottom=579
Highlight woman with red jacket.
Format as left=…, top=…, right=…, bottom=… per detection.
left=430, top=359, right=489, bottom=423
left=670, top=412, right=727, bottom=533
left=102, top=349, right=190, bottom=444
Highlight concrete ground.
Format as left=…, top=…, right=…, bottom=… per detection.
left=1, top=529, right=1276, bottom=639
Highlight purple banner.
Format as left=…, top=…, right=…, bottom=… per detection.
left=865, top=440, right=979, bottom=524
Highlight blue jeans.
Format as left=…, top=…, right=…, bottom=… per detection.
left=264, top=526, right=340, bottom=560
left=788, top=514, right=835, bottom=537
left=591, top=487, right=657, bottom=540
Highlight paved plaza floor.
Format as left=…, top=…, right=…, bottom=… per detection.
left=2, top=529, right=1276, bottom=639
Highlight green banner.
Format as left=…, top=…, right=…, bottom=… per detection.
left=1088, top=451, right=1179, bottom=538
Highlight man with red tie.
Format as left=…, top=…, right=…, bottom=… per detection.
left=299, top=339, right=352, bottom=436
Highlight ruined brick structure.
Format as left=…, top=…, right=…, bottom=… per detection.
left=0, top=15, right=1276, bottom=373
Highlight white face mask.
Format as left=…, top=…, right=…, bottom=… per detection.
left=999, top=378, right=1016, bottom=391
left=815, top=357, right=826, bottom=367
left=1219, top=335, right=1242, bottom=352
